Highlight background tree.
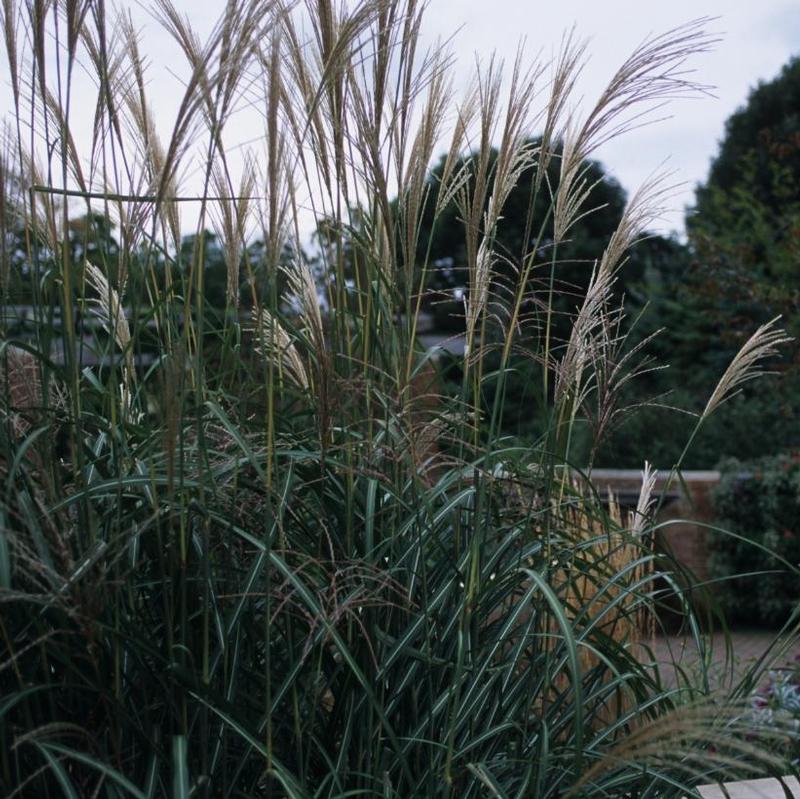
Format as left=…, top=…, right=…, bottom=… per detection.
left=601, top=56, right=800, bottom=468
left=694, top=56, right=800, bottom=229
left=417, top=138, right=629, bottom=331
left=417, top=138, right=687, bottom=452
left=689, top=57, right=800, bottom=339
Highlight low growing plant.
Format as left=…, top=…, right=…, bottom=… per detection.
left=750, top=659, right=800, bottom=766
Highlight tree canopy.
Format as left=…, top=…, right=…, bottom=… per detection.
left=418, top=138, right=629, bottom=322
left=694, top=56, right=800, bottom=224
left=600, top=56, right=800, bottom=468
left=689, top=56, right=800, bottom=337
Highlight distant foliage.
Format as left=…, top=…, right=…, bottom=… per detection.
left=693, top=56, right=800, bottom=224
left=598, top=56, right=800, bottom=470
left=710, top=453, right=800, bottom=626
left=418, top=140, right=628, bottom=307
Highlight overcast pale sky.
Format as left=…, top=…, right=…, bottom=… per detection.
left=417, top=0, right=798, bottom=236
left=136, top=0, right=798, bottom=236
left=4, top=0, right=797, bottom=239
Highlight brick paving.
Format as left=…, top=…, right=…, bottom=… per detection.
left=647, top=629, right=800, bottom=690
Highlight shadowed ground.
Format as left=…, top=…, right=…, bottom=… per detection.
left=650, top=630, right=800, bottom=690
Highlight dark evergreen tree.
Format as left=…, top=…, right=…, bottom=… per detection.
left=417, top=138, right=630, bottom=333
left=601, top=57, right=800, bottom=468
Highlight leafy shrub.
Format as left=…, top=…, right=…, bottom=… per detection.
left=711, top=453, right=800, bottom=626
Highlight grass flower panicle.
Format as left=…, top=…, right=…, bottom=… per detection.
left=0, top=1, right=793, bottom=796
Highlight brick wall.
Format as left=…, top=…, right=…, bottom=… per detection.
left=590, top=469, right=721, bottom=582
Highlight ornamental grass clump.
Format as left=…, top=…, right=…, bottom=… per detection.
left=0, top=1, right=797, bottom=796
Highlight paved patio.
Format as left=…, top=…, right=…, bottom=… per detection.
left=637, top=630, right=800, bottom=796
left=698, top=776, right=800, bottom=798
left=648, top=629, right=800, bottom=690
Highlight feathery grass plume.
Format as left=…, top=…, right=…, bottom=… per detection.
left=702, top=317, right=791, bottom=420
left=554, top=19, right=715, bottom=242
left=278, top=0, right=380, bottom=210
left=341, top=6, right=413, bottom=275
left=78, top=13, right=138, bottom=202
left=454, top=55, right=502, bottom=282
left=41, top=88, right=87, bottom=196
left=568, top=700, right=795, bottom=797
left=278, top=12, right=333, bottom=200
left=283, top=255, right=325, bottom=362
left=630, top=461, right=657, bottom=538
left=1, top=0, right=20, bottom=109
left=155, top=0, right=249, bottom=130
left=465, top=237, right=492, bottom=356
left=269, top=2, right=384, bottom=322
left=460, top=52, right=543, bottom=362
left=433, top=80, right=480, bottom=217
left=574, top=303, right=665, bottom=462
left=481, top=49, right=543, bottom=242
left=553, top=141, right=603, bottom=246
left=514, top=31, right=696, bottom=449
left=536, top=28, right=587, bottom=196
left=150, top=0, right=274, bottom=275
left=147, top=1, right=246, bottom=203
left=117, top=11, right=183, bottom=251
left=252, top=306, right=309, bottom=390
left=488, top=37, right=587, bottom=381
left=553, top=259, right=610, bottom=412
left=84, top=261, right=135, bottom=416
left=60, top=13, right=157, bottom=293
left=395, top=53, right=453, bottom=285
left=84, top=262, right=131, bottom=354
left=210, top=156, right=256, bottom=308
left=62, top=0, right=92, bottom=66
left=346, top=5, right=454, bottom=291
left=600, top=171, right=675, bottom=277
left=555, top=172, right=673, bottom=414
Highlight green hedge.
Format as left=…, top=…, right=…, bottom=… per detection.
left=710, top=453, right=800, bottom=626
